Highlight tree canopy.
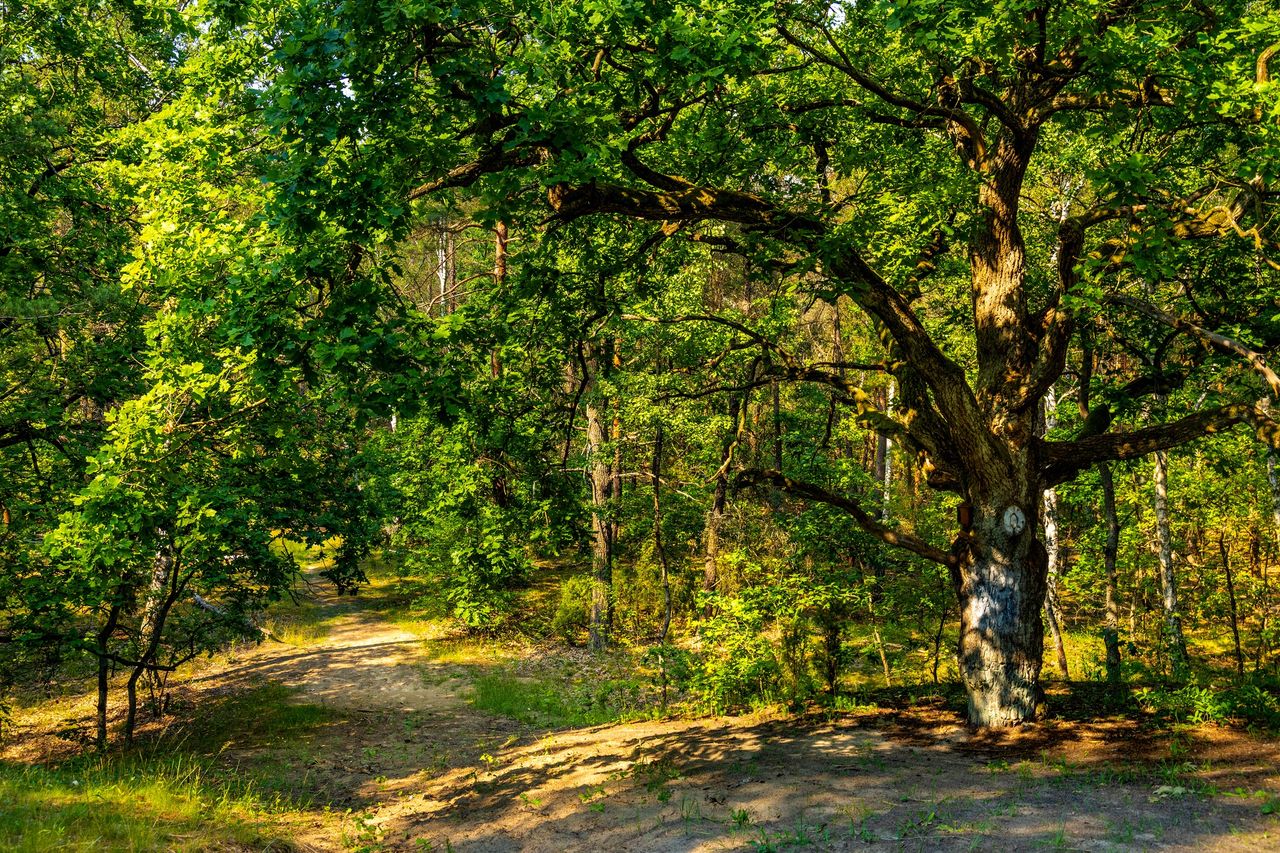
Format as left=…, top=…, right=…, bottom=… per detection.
left=3, top=0, right=1280, bottom=734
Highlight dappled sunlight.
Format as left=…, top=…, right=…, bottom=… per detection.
left=7, top=567, right=1280, bottom=852
left=359, top=712, right=1280, bottom=852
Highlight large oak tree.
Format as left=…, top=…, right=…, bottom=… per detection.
left=264, top=0, right=1280, bottom=725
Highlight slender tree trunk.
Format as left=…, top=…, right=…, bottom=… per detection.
left=931, top=600, right=949, bottom=685
left=771, top=378, right=783, bottom=471
left=868, top=598, right=891, bottom=688
left=1266, top=449, right=1280, bottom=667
left=126, top=549, right=181, bottom=744
left=1041, top=484, right=1069, bottom=678
left=94, top=603, right=122, bottom=751
left=491, top=222, right=507, bottom=377
left=1152, top=448, right=1190, bottom=677
left=1268, top=451, right=1280, bottom=536
left=609, top=341, right=622, bottom=548
left=1040, top=387, right=1069, bottom=678
left=878, top=380, right=895, bottom=523
left=1099, top=461, right=1123, bottom=682
left=586, top=396, right=612, bottom=653
left=704, top=395, right=739, bottom=598
left=610, top=412, right=622, bottom=546
left=651, top=424, right=672, bottom=642
left=436, top=218, right=453, bottom=315
left=1219, top=533, right=1245, bottom=678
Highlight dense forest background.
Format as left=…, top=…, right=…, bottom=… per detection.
left=4, top=0, right=1280, bottom=749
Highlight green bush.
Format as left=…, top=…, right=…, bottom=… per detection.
left=690, top=590, right=786, bottom=712
left=1136, top=682, right=1280, bottom=729
left=551, top=575, right=593, bottom=643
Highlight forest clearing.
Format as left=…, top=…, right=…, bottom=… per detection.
left=5, top=0, right=1280, bottom=850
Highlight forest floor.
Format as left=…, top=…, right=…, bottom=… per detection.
left=5, top=568, right=1280, bottom=852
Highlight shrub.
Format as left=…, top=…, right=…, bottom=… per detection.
left=551, top=575, right=593, bottom=643
left=1136, top=682, right=1280, bottom=730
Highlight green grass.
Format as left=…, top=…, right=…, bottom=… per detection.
left=469, top=672, right=638, bottom=728
left=261, top=597, right=332, bottom=646
left=171, top=682, right=341, bottom=754
left=0, top=683, right=340, bottom=851
left=0, top=755, right=298, bottom=852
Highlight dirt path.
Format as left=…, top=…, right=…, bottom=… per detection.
left=212, top=592, right=463, bottom=715
left=198, top=584, right=1280, bottom=853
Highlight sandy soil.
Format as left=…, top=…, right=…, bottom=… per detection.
left=194, top=580, right=1280, bottom=852
left=9, top=578, right=1280, bottom=852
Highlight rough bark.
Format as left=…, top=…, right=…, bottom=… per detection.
left=956, top=493, right=1048, bottom=727
left=954, top=133, right=1050, bottom=727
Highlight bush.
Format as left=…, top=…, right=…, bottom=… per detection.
left=1136, top=682, right=1280, bottom=729
left=689, top=590, right=785, bottom=712
left=551, top=575, right=593, bottom=643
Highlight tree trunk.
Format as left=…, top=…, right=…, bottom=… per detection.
left=704, top=394, right=741, bottom=598
left=1219, top=533, right=1244, bottom=678
left=651, top=424, right=672, bottom=642
left=1040, top=387, right=1069, bottom=678
left=94, top=603, right=121, bottom=751
left=771, top=378, right=783, bottom=471
left=586, top=397, right=612, bottom=653
left=1098, top=461, right=1123, bottom=682
left=881, top=380, right=894, bottom=523
left=1152, top=448, right=1190, bottom=676
left=126, top=548, right=180, bottom=744
left=1041, top=483, right=1069, bottom=678
left=956, top=493, right=1048, bottom=727
left=491, top=221, right=507, bottom=377
left=1267, top=451, right=1280, bottom=556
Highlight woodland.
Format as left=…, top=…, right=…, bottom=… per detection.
left=4, top=0, right=1280, bottom=850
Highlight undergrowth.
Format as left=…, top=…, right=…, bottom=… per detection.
left=1135, top=681, right=1280, bottom=730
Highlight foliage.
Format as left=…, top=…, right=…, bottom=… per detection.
left=5, top=0, right=1280, bottom=739
left=1136, top=682, right=1280, bottom=731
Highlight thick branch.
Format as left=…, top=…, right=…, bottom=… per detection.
left=1042, top=403, right=1280, bottom=484
left=408, top=143, right=538, bottom=200
left=737, top=468, right=956, bottom=566
left=1111, top=294, right=1280, bottom=398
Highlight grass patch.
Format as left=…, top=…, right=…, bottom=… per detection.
left=0, top=755, right=299, bottom=852
left=169, top=682, right=341, bottom=755
left=0, top=683, right=341, bottom=850
left=470, top=672, right=641, bottom=728
left=261, top=598, right=332, bottom=646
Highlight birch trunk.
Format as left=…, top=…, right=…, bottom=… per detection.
left=1040, top=387, right=1069, bottom=677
